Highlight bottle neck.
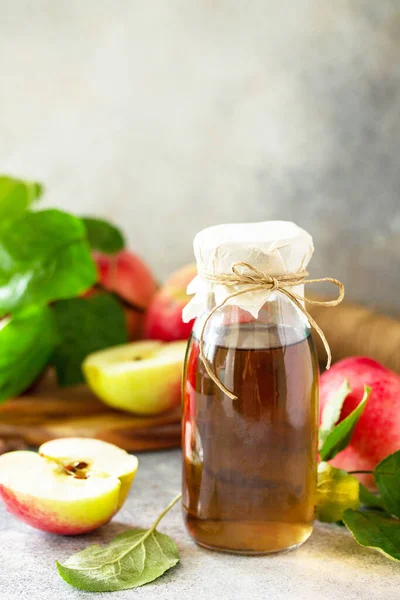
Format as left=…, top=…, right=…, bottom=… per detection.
left=202, top=284, right=306, bottom=316
left=193, top=289, right=311, bottom=346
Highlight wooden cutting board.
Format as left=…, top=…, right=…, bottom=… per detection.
left=0, top=374, right=181, bottom=452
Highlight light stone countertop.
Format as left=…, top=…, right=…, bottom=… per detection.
left=0, top=449, right=398, bottom=600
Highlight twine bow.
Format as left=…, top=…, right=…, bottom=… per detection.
left=199, top=261, right=345, bottom=400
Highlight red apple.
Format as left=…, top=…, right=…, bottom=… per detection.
left=94, top=250, right=158, bottom=340
left=0, top=438, right=138, bottom=534
left=95, top=250, right=158, bottom=309
left=144, top=264, right=197, bottom=341
left=124, top=307, right=145, bottom=341
left=319, top=357, right=400, bottom=485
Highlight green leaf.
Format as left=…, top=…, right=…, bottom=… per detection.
left=319, top=385, right=371, bottom=462
left=82, top=217, right=125, bottom=254
left=359, top=484, right=386, bottom=511
left=0, top=307, right=59, bottom=402
left=0, top=209, right=97, bottom=316
left=374, top=451, right=400, bottom=518
left=317, top=462, right=360, bottom=523
left=343, top=509, right=400, bottom=562
left=319, top=379, right=351, bottom=449
left=52, top=293, right=128, bottom=386
left=57, top=493, right=181, bottom=592
left=0, top=176, right=43, bottom=230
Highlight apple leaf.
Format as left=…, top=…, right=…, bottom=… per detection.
left=0, top=209, right=97, bottom=317
left=319, top=379, right=351, bottom=449
left=374, top=451, right=400, bottom=519
left=52, top=293, right=128, bottom=386
left=82, top=217, right=125, bottom=255
left=317, top=462, right=360, bottom=523
left=319, top=385, right=371, bottom=462
left=57, top=493, right=181, bottom=592
left=0, top=307, right=59, bottom=402
left=0, top=175, right=43, bottom=230
left=359, top=484, right=386, bottom=511
left=343, top=509, right=400, bottom=562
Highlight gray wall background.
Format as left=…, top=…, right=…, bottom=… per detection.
left=0, top=1, right=399, bottom=313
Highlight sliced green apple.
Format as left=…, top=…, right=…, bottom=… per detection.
left=0, top=438, right=138, bottom=534
left=83, top=340, right=186, bottom=415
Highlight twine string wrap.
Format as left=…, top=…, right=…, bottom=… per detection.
left=199, top=261, right=345, bottom=400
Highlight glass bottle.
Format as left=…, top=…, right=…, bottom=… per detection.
left=181, top=221, right=319, bottom=554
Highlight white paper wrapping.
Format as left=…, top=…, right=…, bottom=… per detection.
left=182, top=221, right=314, bottom=322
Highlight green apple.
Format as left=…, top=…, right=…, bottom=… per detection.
left=83, top=340, right=187, bottom=415
left=0, top=438, right=138, bottom=535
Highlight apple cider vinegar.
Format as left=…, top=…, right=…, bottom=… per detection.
left=181, top=221, right=342, bottom=554
left=182, top=323, right=318, bottom=554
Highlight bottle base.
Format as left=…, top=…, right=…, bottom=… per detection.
left=194, top=539, right=307, bottom=556
left=184, top=515, right=313, bottom=555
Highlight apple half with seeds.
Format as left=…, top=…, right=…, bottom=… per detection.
left=83, top=340, right=187, bottom=415
left=0, top=438, right=138, bottom=535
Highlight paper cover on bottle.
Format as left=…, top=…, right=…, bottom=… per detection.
left=182, top=221, right=314, bottom=321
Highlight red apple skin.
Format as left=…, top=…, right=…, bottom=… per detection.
left=320, top=357, right=400, bottom=485
left=124, top=307, right=145, bottom=341
left=93, top=250, right=157, bottom=340
left=95, top=250, right=158, bottom=310
left=0, top=485, right=112, bottom=535
left=144, top=264, right=197, bottom=341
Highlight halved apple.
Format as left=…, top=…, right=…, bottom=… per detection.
left=83, top=340, right=187, bottom=415
left=0, top=438, right=138, bottom=535
left=40, top=437, right=138, bottom=509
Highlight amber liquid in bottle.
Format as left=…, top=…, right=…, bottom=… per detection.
left=182, top=323, right=318, bottom=554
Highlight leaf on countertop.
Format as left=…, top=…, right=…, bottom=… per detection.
left=343, top=509, right=400, bottom=562
left=374, top=451, right=400, bottom=519
left=0, top=209, right=97, bottom=317
left=52, top=293, right=128, bottom=386
left=319, top=385, right=371, bottom=462
left=0, top=176, right=43, bottom=230
left=359, top=484, right=386, bottom=511
left=57, top=493, right=181, bottom=592
left=83, top=217, right=125, bottom=254
left=0, top=306, right=59, bottom=403
left=319, top=379, right=351, bottom=449
left=317, top=462, right=360, bottom=523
